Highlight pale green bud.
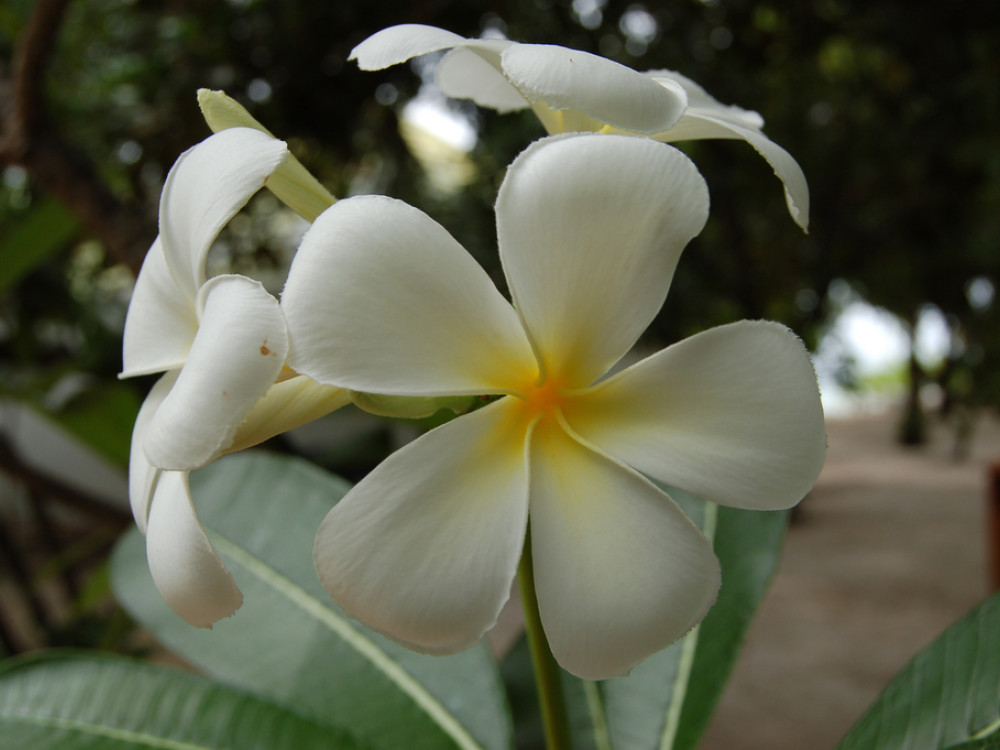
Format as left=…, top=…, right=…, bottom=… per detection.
left=350, top=392, right=478, bottom=420
left=197, top=88, right=335, bottom=221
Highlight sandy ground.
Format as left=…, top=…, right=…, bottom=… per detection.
left=698, top=407, right=999, bottom=749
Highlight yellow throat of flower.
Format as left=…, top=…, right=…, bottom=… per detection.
left=518, top=378, right=567, bottom=421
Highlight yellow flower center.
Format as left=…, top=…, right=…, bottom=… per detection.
left=519, top=379, right=566, bottom=420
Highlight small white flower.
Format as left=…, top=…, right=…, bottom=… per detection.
left=121, top=127, right=347, bottom=626
left=281, top=134, right=825, bottom=679
left=351, top=24, right=810, bottom=231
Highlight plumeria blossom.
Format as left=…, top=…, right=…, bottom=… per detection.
left=281, top=134, right=826, bottom=680
left=121, top=126, right=349, bottom=626
left=350, top=23, right=810, bottom=231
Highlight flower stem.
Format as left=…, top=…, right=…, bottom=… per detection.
left=518, top=527, right=573, bottom=750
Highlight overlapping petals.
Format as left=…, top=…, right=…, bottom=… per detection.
left=433, top=42, right=526, bottom=113
left=284, top=133, right=825, bottom=679
left=159, top=130, right=287, bottom=304
left=128, top=372, right=176, bottom=534
left=497, top=43, right=686, bottom=134
left=121, top=127, right=347, bottom=626
left=142, top=274, right=288, bottom=471
left=352, top=24, right=685, bottom=135
left=644, top=70, right=810, bottom=230
left=122, top=128, right=288, bottom=377
left=283, top=196, right=536, bottom=396
left=350, top=23, right=809, bottom=230
left=128, top=374, right=243, bottom=624
left=313, top=399, right=530, bottom=652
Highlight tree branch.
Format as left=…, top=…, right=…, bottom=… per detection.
left=0, top=0, right=154, bottom=275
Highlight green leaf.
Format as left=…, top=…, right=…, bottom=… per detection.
left=39, top=381, right=141, bottom=468
left=504, top=488, right=789, bottom=750
left=111, top=451, right=512, bottom=750
left=0, top=651, right=365, bottom=749
left=669, top=496, right=791, bottom=750
left=0, top=198, right=79, bottom=294
left=837, top=591, right=1000, bottom=750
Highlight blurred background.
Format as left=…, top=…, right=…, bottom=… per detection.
left=1, top=0, right=999, bottom=747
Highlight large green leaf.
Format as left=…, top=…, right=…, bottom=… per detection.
left=111, top=451, right=512, bottom=750
left=0, top=197, right=79, bottom=294
left=837, top=591, right=1000, bottom=750
left=0, top=651, right=365, bottom=749
left=505, top=488, right=790, bottom=750
left=38, top=381, right=141, bottom=468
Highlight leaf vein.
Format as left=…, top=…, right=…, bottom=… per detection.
left=210, top=533, right=484, bottom=750
left=6, top=714, right=215, bottom=750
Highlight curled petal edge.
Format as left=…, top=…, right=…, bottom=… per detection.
left=145, top=470, right=243, bottom=627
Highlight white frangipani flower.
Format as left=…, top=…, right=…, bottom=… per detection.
left=121, top=127, right=348, bottom=626
left=281, top=134, right=826, bottom=680
left=350, top=24, right=810, bottom=231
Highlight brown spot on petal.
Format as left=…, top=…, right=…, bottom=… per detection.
left=260, top=344, right=270, bottom=356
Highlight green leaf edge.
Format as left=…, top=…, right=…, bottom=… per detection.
left=837, top=591, right=1000, bottom=750
left=657, top=502, right=719, bottom=750
left=556, top=496, right=788, bottom=750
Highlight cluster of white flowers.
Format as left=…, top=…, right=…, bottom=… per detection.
left=122, top=25, right=825, bottom=680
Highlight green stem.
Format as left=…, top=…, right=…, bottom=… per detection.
left=518, top=527, right=573, bottom=750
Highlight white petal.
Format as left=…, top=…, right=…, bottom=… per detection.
left=144, top=275, right=287, bottom=471
left=528, top=417, right=720, bottom=680
left=665, top=112, right=809, bottom=231
left=642, top=76, right=809, bottom=231
left=500, top=44, right=685, bottom=134
left=349, top=24, right=466, bottom=70
left=566, top=321, right=826, bottom=511
left=159, top=128, right=288, bottom=300
left=647, top=70, right=765, bottom=130
left=120, top=238, right=197, bottom=378
left=313, top=398, right=530, bottom=652
left=145, top=470, right=243, bottom=627
left=436, top=44, right=528, bottom=113
left=496, top=135, right=709, bottom=387
left=197, top=89, right=336, bottom=222
left=128, top=371, right=177, bottom=534
left=283, top=196, right=536, bottom=395
left=226, top=375, right=351, bottom=454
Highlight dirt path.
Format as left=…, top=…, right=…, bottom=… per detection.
left=699, top=408, right=998, bottom=749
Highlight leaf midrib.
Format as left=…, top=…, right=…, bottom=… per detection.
left=659, top=501, right=718, bottom=750
left=3, top=713, right=214, bottom=750
left=210, top=533, right=485, bottom=750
